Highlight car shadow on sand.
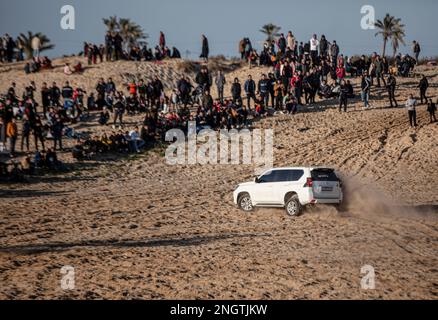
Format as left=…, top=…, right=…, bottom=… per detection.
left=0, top=232, right=272, bottom=255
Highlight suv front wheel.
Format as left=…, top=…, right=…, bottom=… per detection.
left=285, top=195, right=302, bottom=216
left=238, top=193, right=253, bottom=212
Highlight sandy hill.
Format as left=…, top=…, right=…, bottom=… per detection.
left=0, top=58, right=437, bottom=299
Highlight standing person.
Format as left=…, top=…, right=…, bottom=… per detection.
left=50, top=82, right=61, bottom=107
left=231, top=77, right=242, bottom=104
left=406, top=94, right=417, bottom=127
left=330, top=40, right=339, bottom=67
left=361, top=72, right=372, bottom=108
left=426, top=99, right=437, bottom=123
left=339, top=80, right=348, bottom=112
left=412, top=41, right=421, bottom=63
left=319, top=35, right=328, bottom=58
left=418, top=75, right=429, bottom=104
left=244, top=75, right=257, bottom=111
left=21, top=114, right=31, bottom=152
left=51, top=116, right=64, bottom=151
left=375, top=56, right=386, bottom=87
left=386, top=73, right=398, bottom=107
left=277, top=33, right=286, bottom=53
left=6, top=117, right=18, bottom=157
left=287, top=31, right=296, bottom=53
left=309, top=34, right=319, bottom=64
left=268, top=73, right=276, bottom=109
left=113, top=95, right=125, bottom=128
left=159, top=31, right=166, bottom=49
left=195, top=67, right=212, bottom=93
left=238, top=38, right=246, bottom=60
left=105, top=32, right=113, bottom=61
left=41, top=82, right=51, bottom=116
left=33, top=115, right=45, bottom=151
left=274, top=79, right=285, bottom=110
left=200, top=35, right=209, bottom=62
left=31, top=35, right=41, bottom=58
left=258, top=74, right=270, bottom=107
left=215, top=71, right=226, bottom=102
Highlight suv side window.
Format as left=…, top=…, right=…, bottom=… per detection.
left=258, top=170, right=277, bottom=183
left=259, top=170, right=304, bottom=183
left=276, top=170, right=304, bottom=182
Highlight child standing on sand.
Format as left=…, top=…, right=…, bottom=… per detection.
left=406, top=94, right=417, bottom=127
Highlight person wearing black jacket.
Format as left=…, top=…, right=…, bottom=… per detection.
left=21, top=114, right=31, bottom=152
left=32, top=115, right=45, bottom=151
left=339, top=80, right=348, bottom=112
left=258, top=74, right=270, bottom=107
left=61, top=81, right=73, bottom=100
left=113, top=95, right=125, bottom=128
left=195, top=67, right=212, bottom=93
left=418, top=75, right=429, bottom=104
left=51, top=116, right=64, bottom=151
left=427, top=99, right=437, bottom=123
left=50, top=82, right=61, bottom=107
left=200, top=35, right=209, bottom=61
left=386, top=74, right=398, bottom=107
left=177, top=76, right=192, bottom=107
left=41, top=82, right=51, bottom=115
left=244, top=75, right=257, bottom=110
left=319, top=35, right=328, bottom=58
left=231, top=78, right=242, bottom=104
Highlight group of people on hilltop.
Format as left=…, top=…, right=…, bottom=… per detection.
left=82, top=31, right=182, bottom=64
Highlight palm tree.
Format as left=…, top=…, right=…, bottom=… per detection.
left=260, top=23, right=281, bottom=42
left=118, top=18, right=147, bottom=50
left=103, top=16, right=147, bottom=50
left=17, top=31, right=55, bottom=59
left=374, top=14, right=406, bottom=57
left=102, top=15, right=119, bottom=33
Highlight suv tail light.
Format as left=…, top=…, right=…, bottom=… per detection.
left=304, top=177, right=313, bottom=188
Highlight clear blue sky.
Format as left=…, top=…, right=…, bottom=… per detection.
left=1, top=0, right=437, bottom=59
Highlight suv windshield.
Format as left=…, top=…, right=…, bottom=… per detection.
left=311, top=169, right=339, bottom=181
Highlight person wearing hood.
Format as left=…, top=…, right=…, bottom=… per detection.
left=200, top=35, right=209, bottom=62
left=319, top=35, right=328, bottom=58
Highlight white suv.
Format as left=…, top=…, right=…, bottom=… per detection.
left=233, top=167, right=343, bottom=216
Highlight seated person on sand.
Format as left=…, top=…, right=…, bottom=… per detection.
left=64, top=63, right=73, bottom=75
left=64, top=62, right=83, bottom=75
left=40, top=56, right=53, bottom=69
left=318, top=81, right=336, bottom=99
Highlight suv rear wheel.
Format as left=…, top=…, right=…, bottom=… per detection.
left=285, top=195, right=302, bottom=216
left=238, top=193, right=253, bottom=212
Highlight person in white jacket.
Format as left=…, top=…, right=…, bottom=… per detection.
left=309, top=34, right=319, bottom=63
left=31, top=36, right=41, bottom=58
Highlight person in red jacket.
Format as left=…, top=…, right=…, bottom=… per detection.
left=128, top=81, right=137, bottom=96
left=336, top=66, right=346, bottom=83
left=159, top=31, right=166, bottom=49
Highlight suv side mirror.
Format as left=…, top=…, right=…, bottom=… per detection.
left=254, top=177, right=260, bottom=183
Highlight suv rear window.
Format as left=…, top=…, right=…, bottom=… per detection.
left=311, top=169, right=339, bottom=181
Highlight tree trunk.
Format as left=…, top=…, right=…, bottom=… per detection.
left=382, top=38, right=387, bottom=57
left=24, top=47, right=33, bottom=60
